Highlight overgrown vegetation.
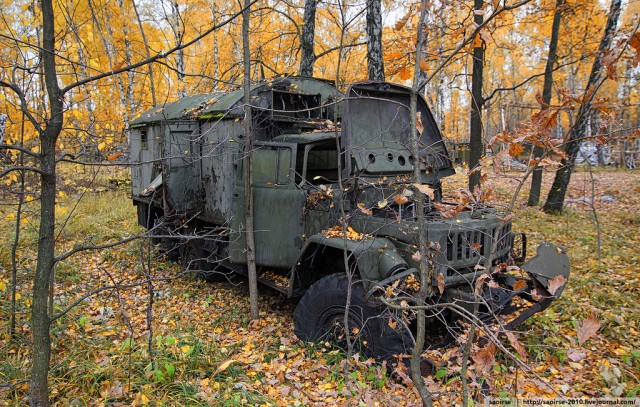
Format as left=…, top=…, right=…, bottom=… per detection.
left=1, top=165, right=638, bottom=405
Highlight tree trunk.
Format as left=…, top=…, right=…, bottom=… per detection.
left=408, top=3, right=434, bottom=406
left=31, top=1, right=64, bottom=405
left=468, top=0, right=484, bottom=191
left=366, top=0, right=385, bottom=81
left=88, top=0, right=131, bottom=129
left=242, top=0, right=259, bottom=320
left=543, top=0, right=621, bottom=213
left=299, top=0, right=317, bottom=77
left=132, top=0, right=157, bottom=106
left=528, top=0, right=564, bottom=206
left=171, top=1, right=187, bottom=98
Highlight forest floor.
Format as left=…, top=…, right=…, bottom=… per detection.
left=1, top=165, right=639, bottom=406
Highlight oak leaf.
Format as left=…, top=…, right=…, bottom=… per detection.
left=473, top=342, right=496, bottom=373
left=388, top=319, right=397, bottom=329
left=547, top=275, right=567, bottom=296
left=411, top=183, right=434, bottom=200
left=577, top=312, right=601, bottom=346
left=505, top=331, right=527, bottom=360
left=385, top=51, right=404, bottom=60
left=419, top=58, right=429, bottom=72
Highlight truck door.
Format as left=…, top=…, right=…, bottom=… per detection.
left=163, top=121, right=202, bottom=214
left=230, top=142, right=306, bottom=268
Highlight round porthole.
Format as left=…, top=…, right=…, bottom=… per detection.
left=368, top=153, right=376, bottom=163
left=387, top=152, right=393, bottom=162
left=398, top=155, right=406, bottom=166
left=408, top=155, right=414, bottom=165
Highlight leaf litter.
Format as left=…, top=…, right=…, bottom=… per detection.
left=1, top=167, right=640, bottom=404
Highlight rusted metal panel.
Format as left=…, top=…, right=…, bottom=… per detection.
left=199, top=120, right=242, bottom=223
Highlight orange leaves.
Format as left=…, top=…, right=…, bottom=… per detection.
left=112, top=60, right=125, bottom=72
left=394, top=9, right=412, bottom=31
left=107, top=152, right=123, bottom=161
left=433, top=202, right=464, bottom=219
left=415, top=111, right=424, bottom=135
left=384, top=51, right=404, bottom=60
left=411, top=183, right=434, bottom=200
left=512, top=279, right=527, bottom=292
left=602, top=50, right=618, bottom=81
left=419, top=58, right=429, bottom=72
left=322, top=225, right=369, bottom=241
left=393, top=194, right=409, bottom=205
left=397, top=66, right=412, bottom=81
left=508, top=143, right=524, bottom=157
left=630, top=32, right=640, bottom=67
left=498, top=212, right=514, bottom=223
left=357, top=203, right=372, bottom=216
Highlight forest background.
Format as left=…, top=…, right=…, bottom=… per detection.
left=1, top=0, right=640, bottom=405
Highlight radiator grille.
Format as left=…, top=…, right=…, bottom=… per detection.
left=446, top=223, right=512, bottom=263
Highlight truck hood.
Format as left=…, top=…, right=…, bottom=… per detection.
left=341, top=82, right=454, bottom=181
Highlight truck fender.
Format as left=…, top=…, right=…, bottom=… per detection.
left=290, top=234, right=407, bottom=296
left=520, top=242, right=570, bottom=297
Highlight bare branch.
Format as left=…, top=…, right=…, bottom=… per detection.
left=418, top=0, right=533, bottom=92
left=0, top=143, right=41, bottom=158
left=54, top=235, right=143, bottom=264
left=0, top=166, right=48, bottom=178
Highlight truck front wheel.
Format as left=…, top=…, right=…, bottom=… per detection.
left=293, top=274, right=413, bottom=363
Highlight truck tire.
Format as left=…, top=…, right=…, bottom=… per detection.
left=180, top=239, right=206, bottom=273
left=293, top=274, right=413, bottom=362
left=180, top=239, right=228, bottom=282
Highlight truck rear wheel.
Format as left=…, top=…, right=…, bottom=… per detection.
left=293, top=274, right=413, bottom=363
left=180, top=238, right=228, bottom=282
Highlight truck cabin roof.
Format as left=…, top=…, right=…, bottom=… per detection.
left=129, top=77, right=342, bottom=128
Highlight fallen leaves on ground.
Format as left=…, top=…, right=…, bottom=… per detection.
left=1, top=167, right=640, bottom=405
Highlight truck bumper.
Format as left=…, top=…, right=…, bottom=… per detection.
left=500, top=242, right=570, bottom=329
left=443, top=242, right=570, bottom=329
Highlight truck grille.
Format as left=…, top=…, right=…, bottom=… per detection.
left=446, top=223, right=512, bottom=263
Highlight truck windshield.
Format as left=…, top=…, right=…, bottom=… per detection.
left=296, top=142, right=340, bottom=185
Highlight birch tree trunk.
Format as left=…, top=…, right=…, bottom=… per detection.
left=132, top=0, right=157, bottom=106
left=366, top=0, right=385, bottom=81
left=299, top=0, right=317, bottom=77
left=543, top=0, right=621, bottom=213
left=171, top=1, right=187, bottom=98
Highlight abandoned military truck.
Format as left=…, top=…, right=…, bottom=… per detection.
left=129, top=77, right=569, bottom=361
